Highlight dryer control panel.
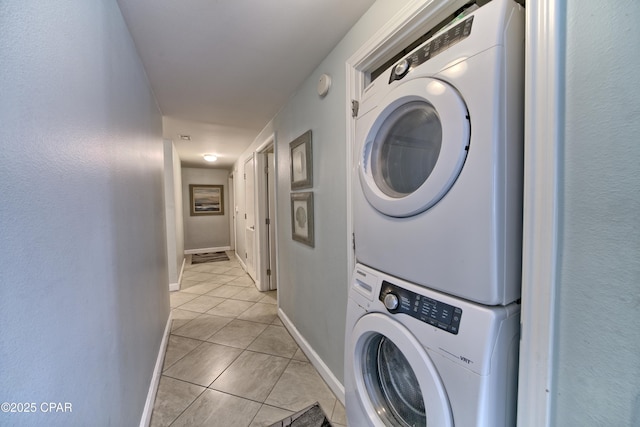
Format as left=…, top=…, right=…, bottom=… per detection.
left=389, top=16, right=474, bottom=83
left=379, top=281, right=462, bottom=334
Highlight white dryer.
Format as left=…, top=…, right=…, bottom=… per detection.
left=353, top=0, right=525, bottom=305
left=345, top=264, right=520, bottom=427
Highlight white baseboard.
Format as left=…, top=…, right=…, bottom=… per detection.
left=233, top=254, right=258, bottom=288
left=178, top=256, right=186, bottom=282
left=184, top=246, right=231, bottom=255
left=235, top=252, right=247, bottom=271
left=169, top=258, right=187, bottom=292
left=278, top=308, right=345, bottom=404
left=139, top=312, right=172, bottom=427
left=169, top=257, right=186, bottom=292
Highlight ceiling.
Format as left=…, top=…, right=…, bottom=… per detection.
left=117, top=0, right=377, bottom=169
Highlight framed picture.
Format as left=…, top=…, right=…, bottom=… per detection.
left=189, top=184, right=224, bottom=216
left=290, top=192, right=314, bottom=247
left=290, top=130, right=313, bottom=189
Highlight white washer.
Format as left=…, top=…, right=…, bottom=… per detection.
left=353, top=0, right=525, bottom=305
left=345, top=264, right=520, bottom=427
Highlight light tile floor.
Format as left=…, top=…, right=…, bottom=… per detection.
left=150, top=252, right=346, bottom=427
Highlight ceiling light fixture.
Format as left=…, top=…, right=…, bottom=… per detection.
left=203, top=154, right=218, bottom=162
left=179, top=134, right=191, bottom=141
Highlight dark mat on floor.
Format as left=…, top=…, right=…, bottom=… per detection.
left=191, top=252, right=230, bottom=264
left=269, top=403, right=332, bottom=427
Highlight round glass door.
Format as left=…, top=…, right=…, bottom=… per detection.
left=359, top=78, right=470, bottom=217
left=363, top=334, right=426, bottom=426
left=371, top=101, right=442, bottom=199
left=350, top=313, right=453, bottom=427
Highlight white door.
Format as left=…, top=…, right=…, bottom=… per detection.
left=358, top=77, right=470, bottom=218
left=350, top=313, right=453, bottom=427
left=244, top=156, right=256, bottom=280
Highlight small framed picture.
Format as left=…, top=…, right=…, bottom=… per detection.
left=189, top=184, right=224, bottom=216
left=290, top=192, right=314, bottom=247
left=289, top=130, right=312, bottom=189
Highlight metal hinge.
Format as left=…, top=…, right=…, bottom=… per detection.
left=266, top=218, right=270, bottom=225
left=351, top=100, right=359, bottom=118
left=267, top=269, right=271, bottom=276
left=265, top=166, right=269, bottom=174
left=244, top=173, right=246, bottom=180
left=352, top=232, right=356, bottom=251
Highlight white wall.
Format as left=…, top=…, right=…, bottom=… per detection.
left=552, top=1, right=640, bottom=425
left=182, top=167, right=231, bottom=251
left=174, top=145, right=185, bottom=272
left=164, top=140, right=185, bottom=286
left=233, top=163, right=247, bottom=266
left=234, top=0, right=411, bottom=385
left=0, top=1, right=169, bottom=426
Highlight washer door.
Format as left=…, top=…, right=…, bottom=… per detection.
left=350, top=313, right=453, bottom=427
left=359, top=78, right=469, bottom=217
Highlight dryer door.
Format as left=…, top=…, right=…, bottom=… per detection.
left=350, top=313, right=453, bottom=427
left=358, top=78, right=469, bottom=217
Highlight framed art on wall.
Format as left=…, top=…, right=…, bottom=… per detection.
left=289, top=130, right=313, bottom=190
left=290, top=192, right=314, bottom=247
left=189, top=184, right=224, bottom=216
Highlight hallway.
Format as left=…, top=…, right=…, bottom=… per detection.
left=150, top=253, right=346, bottom=426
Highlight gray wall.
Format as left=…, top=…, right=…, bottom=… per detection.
left=182, top=167, right=231, bottom=251
left=552, top=1, right=640, bottom=425
left=234, top=0, right=411, bottom=384
left=0, top=1, right=169, bottom=426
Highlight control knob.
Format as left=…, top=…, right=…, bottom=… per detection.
left=383, top=293, right=399, bottom=310
left=393, top=59, right=411, bottom=78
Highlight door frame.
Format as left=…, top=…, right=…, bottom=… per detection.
left=244, top=155, right=257, bottom=281
left=228, top=173, right=236, bottom=251
left=516, top=2, right=563, bottom=425
left=255, top=134, right=278, bottom=291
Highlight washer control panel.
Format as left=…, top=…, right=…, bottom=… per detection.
left=379, top=280, right=462, bottom=334
left=389, top=15, right=474, bottom=83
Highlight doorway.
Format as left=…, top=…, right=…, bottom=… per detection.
left=244, top=155, right=257, bottom=281
left=255, top=138, right=278, bottom=291
left=229, top=173, right=236, bottom=252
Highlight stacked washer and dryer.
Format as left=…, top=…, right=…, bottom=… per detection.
left=345, top=1, right=525, bottom=426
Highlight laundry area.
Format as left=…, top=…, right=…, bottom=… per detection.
left=2, top=1, right=639, bottom=427
left=345, top=1, right=524, bottom=425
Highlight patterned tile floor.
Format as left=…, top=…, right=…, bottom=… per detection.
left=150, top=252, right=346, bottom=427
